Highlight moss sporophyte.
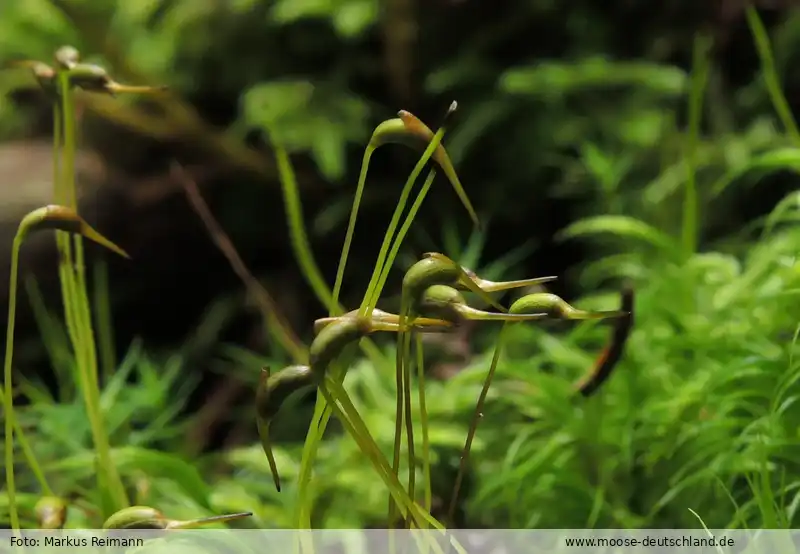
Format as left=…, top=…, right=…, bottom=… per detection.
left=2, top=49, right=633, bottom=540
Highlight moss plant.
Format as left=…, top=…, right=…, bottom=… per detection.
left=271, top=102, right=474, bottom=532
left=2, top=205, right=130, bottom=531
left=9, top=13, right=796, bottom=532
left=264, top=97, right=627, bottom=547
left=2, top=47, right=166, bottom=528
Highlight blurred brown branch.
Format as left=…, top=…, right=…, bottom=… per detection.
left=173, top=162, right=309, bottom=364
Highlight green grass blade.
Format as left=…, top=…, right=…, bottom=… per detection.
left=746, top=5, right=800, bottom=147
left=682, top=32, right=712, bottom=256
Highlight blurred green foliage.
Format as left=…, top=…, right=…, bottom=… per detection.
left=2, top=0, right=797, bottom=260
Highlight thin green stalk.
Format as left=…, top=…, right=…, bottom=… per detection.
left=296, top=378, right=450, bottom=554
left=384, top=169, right=437, bottom=524
left=359, top=131, right=449, bottom=316
left=415, top=334, right=431, bottom=514
left=389, top=295, right=409, bottom=525
left=746, top=5, right=800, bottom=147
left=58, top=70, right=127, bottom=512
left=324, top=379, right=445, bottom=532
left=295, top=166, right=440, bottom=528
left=682, top=32, right=711, bottom=256
left=273, top=135, right=386, bottom=528
left=374, top=170, right=437, bottom=302
left=401, top=328, right=415, bottom=528
left=271, top=137, right=389, bottom=529
left=356, top=161, right=441, bottom=530
left=276, top=110, right=452, bottom=528
left=0, top=383, right=52, bottom=496
left=448, top=324, right=509, bottom=524
left=386, top=169, right=437, bottom=524
left=94, top=261, right=117, bottom=382
left=3, top=231, right=59, bottom=533
left=3, top=235, right=22, bottom=533
left=274, top=142, right=337, bottom=313
left=52, top=98, right=82, bottom=373
left=273, top=140, right=383, bottom=368
left=330, top=149, right=373, bottom=315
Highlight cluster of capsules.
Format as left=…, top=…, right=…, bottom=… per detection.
left=256, top=251, right=635, bottom=493
left=2, top=46, right=167, bottom=264
left=5, top=48, right=634, bottom=528
left=7, top=45, right=166, bottom=97
left=6, top=47, right=260, bottom=531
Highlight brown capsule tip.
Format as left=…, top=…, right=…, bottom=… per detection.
left=396, top=110, right=425, bottom=130
left=19, top=205, right=131, bottom=259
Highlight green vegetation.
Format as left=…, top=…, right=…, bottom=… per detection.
left=0, top=0, right=799, bottom=540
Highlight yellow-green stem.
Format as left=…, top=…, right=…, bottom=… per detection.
left=0, top=383, right=52, bottom=496
left=94, top=261, right=117, bottom=382
left=330, top=149, right=373, bottom=315
left=360, top=132, right=448, bottom=316
left=415, top=334, right=432, bottom=514
left=324, top=379, right=444, bottom=532
left=296, top=168, right=439, bottom=527
left=448, top=325, right=509, bottom=524
left=298, top=137, right=444, bottom=530
left=3, top=235, right=57, bottom=533
left=401, top=328, right=415, bottom=528
left=682, top=32, right=711, bottom=257
left=389, top=297, right=409, bottom=524
left=271, top=135, right=388, bottom=528
left=272, top=142, right=386, bottom=526
left=374, top=170, right=437, bottom=304
left=58, top=70, right=127, bottom=512
left=271, top=115, right=443, bottom=530
left=296, top=379, right=443, bottom=554
left=53, top=99, right=81, bottom=375
left=274, top=143, right=337, bottom=313
left=3, top=236, right=22, bottom=533
left=387, top=169, right=438, bottom=525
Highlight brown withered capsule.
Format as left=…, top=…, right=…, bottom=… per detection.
left=35, top=496, right=68, bottom=529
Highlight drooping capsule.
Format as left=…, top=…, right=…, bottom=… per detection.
left=256, top=365, right=315, bottom=492
left=18, top=205, right=130, bottom=259
left=365, top=103, right=480, bottom=228
left=509, top=292, right=628, bottom=320
left=35, top=497, right=67, bottom=529
left=418, top=285, right=549, bottom=325
left=102, top=506, right=252, bottom=529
